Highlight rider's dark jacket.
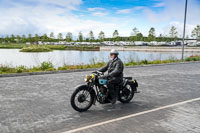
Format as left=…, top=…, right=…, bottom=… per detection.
left=99, top=57, right=124, bottom=81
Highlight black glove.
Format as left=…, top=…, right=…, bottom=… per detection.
left=99, top=74, right=110, bottom=79
left=92, top=71, right=97, bottom=73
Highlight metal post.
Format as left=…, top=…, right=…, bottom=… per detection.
left=182, top=0, right=188, bottom=61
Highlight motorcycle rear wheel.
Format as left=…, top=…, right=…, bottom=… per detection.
left=118, top=82, right=135, bottom=103
left=70, top=85, right=95, bottom=112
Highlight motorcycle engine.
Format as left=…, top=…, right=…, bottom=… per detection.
left=99, top=86, right=108, bottom=103
left=100, top=86, right=107, bottom=95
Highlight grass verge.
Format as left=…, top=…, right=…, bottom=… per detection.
left=0, top=55, right=200, bottom=75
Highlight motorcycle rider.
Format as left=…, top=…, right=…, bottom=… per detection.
left=98, top=49, right=124, bottom=104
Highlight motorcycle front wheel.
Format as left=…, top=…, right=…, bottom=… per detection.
left=70, top=85, right=95, bottom=112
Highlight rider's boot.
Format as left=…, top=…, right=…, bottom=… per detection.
left=111, top=89, right=118, bottom=105
left=111, top=97, right=117, bottom=105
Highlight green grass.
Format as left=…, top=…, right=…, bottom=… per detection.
left=0, top=56, right=200, bottom=75
left=20, top=45, right=52, bottom=52
left=185, top=55, right=200, bottom=61
left=46, top=45, right=100, bottom=51
left=0, top=43, right=100, bottom=51
left=65, top=46, right=100, bottom=51
left=0, top=43, right=26, bottom=49
left=46, top=45, right=66, bottom=50
left=0, top=61, right=56, bottom=74
left=124, top=56, right=179, bottom=66
left=19, top=45, right=100, bottom=52
left=58, top=62, right=106, bottom=70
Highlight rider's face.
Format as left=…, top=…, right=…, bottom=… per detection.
left=110, top=54, right=115, bottom=59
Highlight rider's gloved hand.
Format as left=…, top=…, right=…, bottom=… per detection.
left=92, top=71, right=97, bottom=73
left=99, top=74, right=110, bottom=79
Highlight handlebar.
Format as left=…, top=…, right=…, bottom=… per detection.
left=92, top=71, right=104, bottom=76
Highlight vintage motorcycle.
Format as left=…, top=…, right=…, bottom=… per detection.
left=70, top=71, right=139, bottom=112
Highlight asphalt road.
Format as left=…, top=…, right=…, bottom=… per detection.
left=0, top=62, right=200, bottom=133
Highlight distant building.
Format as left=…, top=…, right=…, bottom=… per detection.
left=187, top=40, right=197, bottom=46
left=26, top=42, right=31, bottom=45
left=23, top=39, right=199, bottom=47
left=134, top=41, right=144, bottom=46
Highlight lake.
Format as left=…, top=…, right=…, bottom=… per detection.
left=0, top=49, right=199, bottom=68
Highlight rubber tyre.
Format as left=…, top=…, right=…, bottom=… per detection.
left=70, top=85, right=95, bottom=112
left=118, top=82, right=135, bottom=103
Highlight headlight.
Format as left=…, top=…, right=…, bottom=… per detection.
left=84, top=74, right=95, bottom=82
left=84, top=75, right=89, bottom=82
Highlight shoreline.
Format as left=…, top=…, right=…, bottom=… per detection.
left=1, top=44, right=200, bottom=52
left=0, top=61, right=200, bottom=78
left=100, top=46, right=200, bottom=52
left=0, top=55, right=200, bottom=76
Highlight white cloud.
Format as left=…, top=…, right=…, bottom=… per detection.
left=92, top=12, right=108, bottom=17
left=142, top=0, right=200, bottom=36
left=134, top=6, right=145, bottom=10
left=0, top=0, right=114, bottom=37
left=116, top=6, right=144, bottom=14
left=88, top=7, right=105, bottom=12
left=116, top=8, right=133, bottom=14
left=153, top=2, right=165, bottom=7
left=163, top=21, right=196, bottom=37
left=38, top=0, right=82, bottom=10
left=87, top=7, right=108, bottom=17
left=0, top=0, right=199, bottom=38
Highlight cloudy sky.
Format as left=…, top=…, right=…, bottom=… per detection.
left=0, top=0, right=199, bottom=38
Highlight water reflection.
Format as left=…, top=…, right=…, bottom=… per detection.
left=0, top=49, right=199, bottom=68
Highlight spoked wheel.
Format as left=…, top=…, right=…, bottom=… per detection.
left=70, top=85, right=95, bottom=112
left=118, top=82, right=135, bottom=103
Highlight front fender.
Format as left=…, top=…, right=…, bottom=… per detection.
left=75, top=84, right=96, bottom=100
left=75, top=84, right=88, bottom=90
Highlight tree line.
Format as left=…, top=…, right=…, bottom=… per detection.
left=0, top=25, right=199, bottom=44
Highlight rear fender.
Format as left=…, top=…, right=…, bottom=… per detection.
left=122, top=79, right=138, bottom=92
left=128, top=80, right=138, bottom=92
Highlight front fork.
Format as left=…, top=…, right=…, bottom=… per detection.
left=87, top=82, right=97, bottom=105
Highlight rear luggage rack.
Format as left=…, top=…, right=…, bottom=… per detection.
left=124, top=77, right=132, bottom=80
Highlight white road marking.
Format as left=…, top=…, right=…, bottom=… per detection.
left=63, top=97, right=200, bottom=133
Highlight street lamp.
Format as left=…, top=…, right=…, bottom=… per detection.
left=181, top=0, right=188, bottom=61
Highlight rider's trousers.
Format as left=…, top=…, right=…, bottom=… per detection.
left=107, top=77, right=122, bottom=99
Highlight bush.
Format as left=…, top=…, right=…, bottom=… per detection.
left=185, top=56, right=200, bottom=62
left=16, top=66, right=26, bottom=73
left=141, top=60, right=149, bottom=64
left=185, top=57, right=191, bottom=61
left=0, top=66, right=10, bottom=72
left=0, top=66, right=15, bottom=73
left=32, top=66, right=42, bottom=71
left=40, top=62, right=54, bottom=70
left=151, top=60, right=162, bottom=64
left=168, top=56, right=178, bottom=62
left=124, top=61, right=137, bottom=66
left=58, top=66, right=68, bottom=70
